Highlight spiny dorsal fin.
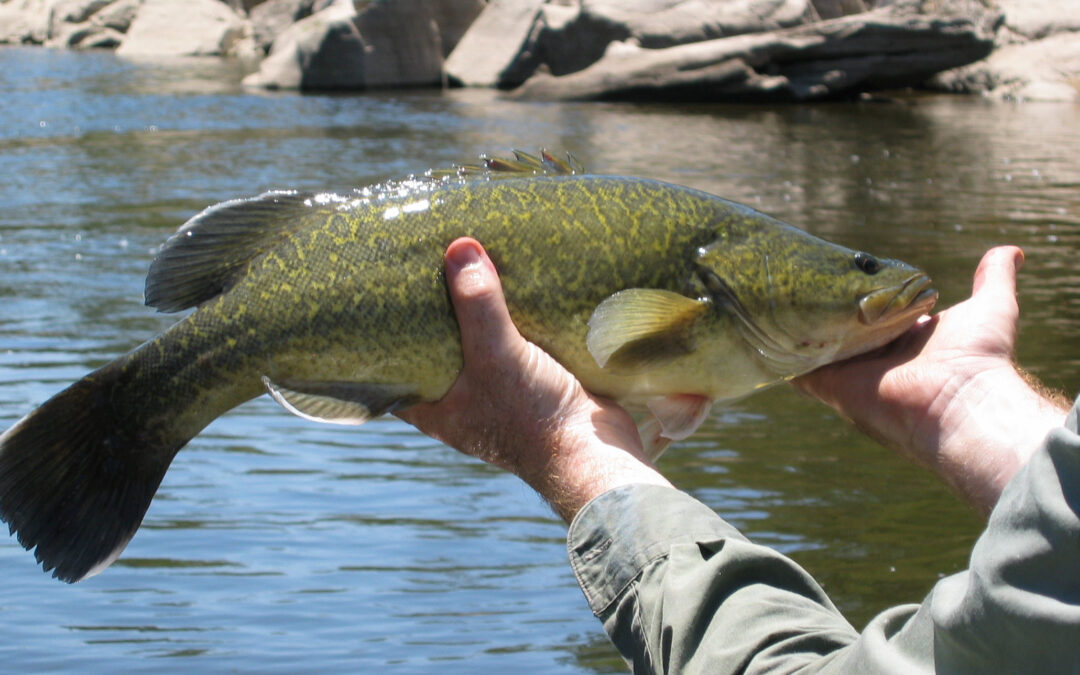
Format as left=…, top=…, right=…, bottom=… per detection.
left=586, top=288, right=709, bottom=374
left=145, top=190, right=331, bottom=313
left=426, top=149, right=585, bottom=182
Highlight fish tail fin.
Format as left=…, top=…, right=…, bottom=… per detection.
left=0, top=360, right=182, bottom=582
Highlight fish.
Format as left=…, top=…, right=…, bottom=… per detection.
left=0, top=150, right=937, bottom=583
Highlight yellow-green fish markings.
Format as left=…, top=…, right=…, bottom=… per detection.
left=0, top=151, right=936, bottom=583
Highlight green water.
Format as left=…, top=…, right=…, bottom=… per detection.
left=1, top=46, right=1078, bottom=672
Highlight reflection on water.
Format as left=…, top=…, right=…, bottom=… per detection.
left=0, top=46, right=1078, bottom=672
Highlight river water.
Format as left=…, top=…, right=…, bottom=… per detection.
left=1, top=46, right=1078, bottom=672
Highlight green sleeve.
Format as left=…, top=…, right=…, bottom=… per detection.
left=567, top=400, right=1080, bottom=674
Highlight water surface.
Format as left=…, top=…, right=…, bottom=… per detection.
left=1, top=46, right=1078, bottom=672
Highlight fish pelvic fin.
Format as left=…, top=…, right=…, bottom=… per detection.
left=586, top=289, right=709, bottom=374
left=635, top=394, right=713, bottom=461
left=145, top=191, right=326, bottom=313
left=0, top=363, right=182, bottom=582
left=262, top=377, right=419, bottom=425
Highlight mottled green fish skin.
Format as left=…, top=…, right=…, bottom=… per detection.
left=0, top=160, right=935, bottom=583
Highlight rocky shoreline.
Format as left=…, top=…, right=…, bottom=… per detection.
left=1, top=0, right=1077, bottom=102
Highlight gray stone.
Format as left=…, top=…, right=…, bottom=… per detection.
left=249, top=0, right=319, bottom=54
left=448, top=0, right=832, bottom=89
left=116, top=0, right=254, bottom=57
left=509, top=4, right=1001, bottom=101
left=429, top=0, right=484, bottom=57
left=579, top=0, right=815, bottom=48
left=245, top=0, right=482, bottom=90
left=444, top=0, right=549, bottom=87
left=0, top=0, right=57, bottom=44
left=932, top=30, right=1080, bottom=101
left=996, top=0, right=1080, bottom=40
left=63, top=23, right=123, bottom=48
left=90, top=0, right=139, bottom=33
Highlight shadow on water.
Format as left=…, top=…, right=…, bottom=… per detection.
left=0, top=46, right=1078, bottom=671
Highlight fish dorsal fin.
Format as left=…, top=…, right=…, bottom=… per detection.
left=426, top=149, right=585, bottom=182
left=145, top=190, right=328, bottom=312
left=262, top=377, right=418, bottom=426
left=586, top=289, right=709, bottom=374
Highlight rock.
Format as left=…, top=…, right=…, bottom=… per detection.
left=90, top=0, right=140, bottom=33
left=0, top=0, right=56, bottom=44
left=249, top=0, right=321, bottom=54
left=995, top=0, right=1080, bottom=40
left=244, top=0, right=483, bottom=91
left=65, top=23, right=123, bottom=48
left=509, top=3, right=1001, bottom=101
left=1012, top=80, right=1080, bottom=103
left=578, top=0, right=814, bottom=48
left=428, top=0, right=484, bottom=57
left=444, top=0, right=548, bottom=87
left=929, top=0, right=1080, bottom=101
left=51, top=0, right=112, bottom=24
left=446, top=0, right=820, bottom=88
left=809, top=0, right=868, bottom=20
left=933, top=31, right=1080, bottom=101
left=115, top=0, right=253, bottom=57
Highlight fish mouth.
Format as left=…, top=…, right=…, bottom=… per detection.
left=858, top=273, right=937, bottom=325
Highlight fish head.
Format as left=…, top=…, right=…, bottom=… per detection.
left=694, top=218, right=937, bottom=375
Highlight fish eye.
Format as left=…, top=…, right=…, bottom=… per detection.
left=854, top=252, right=881, bottom=275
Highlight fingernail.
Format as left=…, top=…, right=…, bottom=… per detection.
left=446, top=238, right=482, bottom=273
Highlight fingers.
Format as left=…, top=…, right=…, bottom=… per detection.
left=444, top=238, right=523, bottom=364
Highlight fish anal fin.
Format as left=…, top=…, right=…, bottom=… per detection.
left=586, top=289, right=708, bottom=374
left=145, top=190, right=329, bottom=313
left=262, top=377, right=418, bottom=426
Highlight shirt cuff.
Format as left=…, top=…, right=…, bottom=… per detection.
left=566, top=483, right=746, bottom=617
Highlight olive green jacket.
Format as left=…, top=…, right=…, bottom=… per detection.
left=568, top=401, right=1080, bottom=673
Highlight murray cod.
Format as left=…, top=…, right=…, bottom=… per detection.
left=0, top=150, right=936, bottom=583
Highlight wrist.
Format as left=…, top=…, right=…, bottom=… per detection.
left=516, top=404, right=673, bottom=522
left=927, top=365, right=1069, bottom=514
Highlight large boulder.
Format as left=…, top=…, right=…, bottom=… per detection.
left=446, top=0, right=821, bottom=88
left=0, top=0, right=57, bottom=44
left=0, top=0, right=140, bottom=48
left=115, top=0, right=254, bottom=57
left=249, top=0, right=325, bottom=54
left=243, top=0, right=483, bottom=90
left=930, top=0, right=1080, bottom=101
left=507, top=1, right=1001, bottom=101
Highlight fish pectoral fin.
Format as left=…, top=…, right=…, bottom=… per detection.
left=262, top=376, right=418, bottom=426
left=145, top=191, right=329, bottom=313
left=635, top=394, right=713, bottom=461
left=586, top=289, right=708, bottom=373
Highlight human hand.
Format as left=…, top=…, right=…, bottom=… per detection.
left=796, top=246, right=1070, bottom=514
left=397, top=238, right=671, bottom=522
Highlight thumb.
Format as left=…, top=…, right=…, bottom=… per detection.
left=444, top=238, right=523, bottom=363
left=971, top=245, right=1023, bottom=301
